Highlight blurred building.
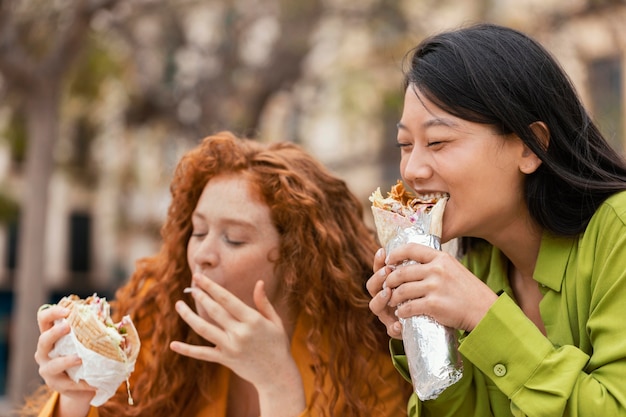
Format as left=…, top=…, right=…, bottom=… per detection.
left=0, top=0, right=624, bottom=400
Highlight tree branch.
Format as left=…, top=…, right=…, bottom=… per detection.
left=43, top=0, right=121, bottom=77
left=0, top=1, right=37, bottom=90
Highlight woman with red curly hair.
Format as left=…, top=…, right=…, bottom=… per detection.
left=29, top=131, right=410, bottom=417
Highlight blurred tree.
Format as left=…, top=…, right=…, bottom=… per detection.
left=0, top=0, right=119, bottom=405
left=113, top=0, right=324, bottom=138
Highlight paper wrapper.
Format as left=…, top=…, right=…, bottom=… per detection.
left=372, top=198, right=463, bottom=401
left=49, top=316, right=137, bottom=406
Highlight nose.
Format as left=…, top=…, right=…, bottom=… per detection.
left=190, top=234, right=219, bottom=270
left=401, top=147, right=434, bottom=183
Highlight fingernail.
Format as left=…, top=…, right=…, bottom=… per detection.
left=37, top=304, right=52, bottom=313
left=378, top=267, right=387, bottom=276
left=379, top=288, right=388, bottom=298
left=376, top=248, right=384, bottom=258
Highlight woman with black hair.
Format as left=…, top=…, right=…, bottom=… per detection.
left=367, top=23, right=626, bottom=416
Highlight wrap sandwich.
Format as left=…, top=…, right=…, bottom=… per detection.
left=369, top=180, right=462, bottom=400
left=369, top=179, right=447, bottom=245
left=49, top=293, right=140, bottom=406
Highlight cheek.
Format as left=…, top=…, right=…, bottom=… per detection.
left=399, top=155, right=409, bottom=179
left=186, top=243, right=194, bottom=268
left=223, top=258, right=274, bottom=301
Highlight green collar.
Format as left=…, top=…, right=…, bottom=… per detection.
left=486, top=232, right=575, bottom=294
left=533, top=233, right=575, bottom=292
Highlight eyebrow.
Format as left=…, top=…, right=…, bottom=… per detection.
left=397, top=117, right=459, bottom=131
left=191, top=212, right=257, bottom=230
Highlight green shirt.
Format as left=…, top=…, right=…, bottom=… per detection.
left=392, top=190, right=626, bottom=416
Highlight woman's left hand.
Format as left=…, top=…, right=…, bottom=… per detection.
left=384, top=243, right=498, bottom=332
left=170, top=273, right=305, bottom=415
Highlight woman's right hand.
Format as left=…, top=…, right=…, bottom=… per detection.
left=35, top=304, right=95, bottom=417
left=366, top=248, right=403, bottom=339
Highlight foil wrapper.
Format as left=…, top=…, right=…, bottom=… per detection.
left=387, top=226, right=463, bottom=401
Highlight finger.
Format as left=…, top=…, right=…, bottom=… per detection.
left=394, top=296, right=442, bottom=322
left=188, top=281, right=238, bottom=325
left=373, top=247, right=386, bottom=272
left=389, top=320, right=403, bottom=339
left=368, top=283, right=403, bottom=340
left=170, top=340, right=220, bottom=364
left=365, top=265, right=388, bottom=297
left=175, top=299, right=227, bottom=347
left=35, top=320, right=71, bottom=364
left=386, top=242, right=439, bottom=267
left=384, top=261, right=427, bottom=290
left=38, top=354, right=82, bottom=380
left=368, top=285, right=392, bottom=319
left=252, top=281, right=281, bottom=325
left=37, top=305, right=70, bottom=333
left=193, top=274, right=252, bottom=322
left=369, top=294, right=403, bottom=340
left=387, top=280, right=430, bottom=309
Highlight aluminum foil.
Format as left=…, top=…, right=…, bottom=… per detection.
left=386, top=226, right=463, bottom=401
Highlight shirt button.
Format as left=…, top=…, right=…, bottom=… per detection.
left=493, top=364, right=507, bottom=377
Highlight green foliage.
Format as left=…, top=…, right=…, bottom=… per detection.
left=0, top=189, right=19, bottom=222
left=60, top=115, right=99, bottom=188
left=2, top=110, right=27, bottom=164
left=382, top=90, right=404, bottom=118
left=67, top=36, right=124, bottom=99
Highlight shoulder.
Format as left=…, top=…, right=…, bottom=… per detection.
left=597, top=190, right=626, bottom=221
left=585, top=191, right=626, bottom=235
left=578, top=191, right=626, bottom=263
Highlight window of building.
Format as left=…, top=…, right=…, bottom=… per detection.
left=68, top=212, right=91, bottom=289
left=5, top=220, right=18, bottom=273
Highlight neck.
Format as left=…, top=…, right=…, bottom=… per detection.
left=489, top=222, right=543, bottom=279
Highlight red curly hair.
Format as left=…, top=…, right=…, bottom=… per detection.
left=24, top=131, right=409, bottom=416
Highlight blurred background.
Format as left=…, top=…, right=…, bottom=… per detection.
left=0, top=0, right=624, bottom=414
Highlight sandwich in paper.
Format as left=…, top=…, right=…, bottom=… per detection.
left=369, top=180, right=462, bottom=401
left=49, top=293, right=140, bottom=406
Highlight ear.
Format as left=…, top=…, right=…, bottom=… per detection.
left=530, top=121, right=550, bottom=150
left=519, top=122, right=549, bottom=174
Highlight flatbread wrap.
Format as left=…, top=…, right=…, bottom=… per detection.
left=369, top=179, right=448, bottom=247
left=49, top=293, right=140, bottom=406
left=369, top=180, right=462, bottom=401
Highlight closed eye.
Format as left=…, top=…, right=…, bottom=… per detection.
left=426, top=140, right=448, bottom=149
left=223, top=235, right=245, bottom=246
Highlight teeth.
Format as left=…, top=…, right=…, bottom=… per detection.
left=416, top=192, right=449, bottom=200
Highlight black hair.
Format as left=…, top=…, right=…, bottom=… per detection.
left=403, top=22, right=626, bottom=246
